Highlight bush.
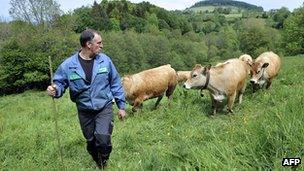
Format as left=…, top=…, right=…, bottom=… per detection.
left=0, top=23, right=78, bottom=95
left=238, top=18, right=281, bottom=57
left=282, top=7, right=304, bottom=55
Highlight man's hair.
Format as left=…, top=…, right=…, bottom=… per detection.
left=79, top=29, right=100, bottom=47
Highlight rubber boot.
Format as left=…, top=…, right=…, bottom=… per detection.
left=87, top=140, right=100, bottom=167
left=97, top=145, right=112, bottom=169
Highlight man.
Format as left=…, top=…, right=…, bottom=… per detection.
left=47, top=29, right=126, bottom=168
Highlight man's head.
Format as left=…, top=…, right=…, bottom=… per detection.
left=80, top=29, right=103, bottom=56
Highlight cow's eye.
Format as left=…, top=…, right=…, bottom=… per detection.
left=257, top=70, right=260, bottom=74
left=192, top=74, right=197, bottom=78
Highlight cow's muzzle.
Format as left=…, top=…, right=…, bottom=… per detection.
left=250, top=79, right=256, bottom=85
left=183, top=83, right=191, bottom=89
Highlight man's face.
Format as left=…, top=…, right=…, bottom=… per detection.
left=88, top=34, right=103, bottom=56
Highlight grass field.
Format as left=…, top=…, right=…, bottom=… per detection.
left=1, top=55, right=304, bottom=170
left=187, top=5, right=241, bottom=14
left=188, top=6, right=217, bottom=13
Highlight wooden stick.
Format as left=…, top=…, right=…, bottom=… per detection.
left=48, top=56, right=65, bottom=170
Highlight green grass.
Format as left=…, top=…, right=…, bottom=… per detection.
left=188, top=5, right=241, bottom=14
left=187, top=5, right=243, bottom=21
left=188, top=6, right=217, bottom=13
left=1, top=56, right=304, bottom=170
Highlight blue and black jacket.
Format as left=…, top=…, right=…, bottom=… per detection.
left=53, top=52, right=125, bottom=111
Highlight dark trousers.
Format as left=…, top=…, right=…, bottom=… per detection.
left=77, top=104, right=114, bottom=164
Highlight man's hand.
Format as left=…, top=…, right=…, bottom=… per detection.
left=46, top=84, right=56, bottom=97
left=118, top=109, right=126, bottom=121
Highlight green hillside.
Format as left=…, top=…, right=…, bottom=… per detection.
left=1, top=55, right=303, bottom=170
left=185, top=0, right=265, bottom=22
left=188, top=0, right=264, bottom=12
left=2, top=0, right=303, bottom=95
left=189, top=5, right=240, bottom=13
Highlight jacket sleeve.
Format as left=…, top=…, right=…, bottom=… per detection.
left=108, top=59, right=126, bottom=110
left=53, top=64, right=69, bottom=98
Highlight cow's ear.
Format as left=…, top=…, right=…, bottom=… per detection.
left=206, top=64, right=211, bottom=70
left=203, top=64, right=211, bottom=74
left=262, top=63, right=269, bottom=68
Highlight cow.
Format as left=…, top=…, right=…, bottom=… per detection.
left=239, top=54, right=253, bottom=66
left=183, top=58, right=249, bottom=115
left=239, top=54, right=253, bottom=75
left=122, top=64, right=178, bottom=112
left=177, top=71, right=191, bottom=85
left=250, top=51, right=281, bottom=92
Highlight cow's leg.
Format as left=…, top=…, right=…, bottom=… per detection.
left=227, top=91, right=236, bottom=114
left=212, top=99, right=218, bottom=115
left=238, top=82, right=246, bottom=104
left=132, top=99, right=143, bottom=112
left=166, top=85, right=176, bottom=107
left=200, top=89, right=204, bottom=97
left=154, top=95, right=164, bottom=109
left=238, top=94, right=243, bottom=104
left=266, top=79, right=273, bottom=89
left=238, top=92, right=243, bottom=104
left=210, top=94, right=217, bottom=115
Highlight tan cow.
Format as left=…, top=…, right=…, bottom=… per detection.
left=122, top=64, right=178, bottom=112
left=177, top=71, right=191, bottom=85
left=184, top=59, right=249, bottom=115
left=239, top=54, right=253, bottom=65
left=250, top=51, right=281, bottom=92
left=239, top=54, right=253, bottom=75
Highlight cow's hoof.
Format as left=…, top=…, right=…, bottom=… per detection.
left=209, top=113, right=217, bottom=118
left=209, top=115, right=215, bottom=118
left=227, top=109, right=234, bottom=114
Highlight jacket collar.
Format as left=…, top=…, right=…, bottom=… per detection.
left=92, top=54, right=105, bottom=83
left=69, top=53, right=105, bottom=82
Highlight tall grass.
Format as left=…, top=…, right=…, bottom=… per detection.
left=1, top=56, right=303, bottom=170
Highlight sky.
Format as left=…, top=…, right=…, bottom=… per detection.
left=0, top=0, right=303, bottom=21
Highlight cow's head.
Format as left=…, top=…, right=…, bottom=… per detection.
left=177, top=71, right=191, bottom=84
left=183, top=64, right=211, bottom=90
left=240, top=54, right=253, bottom=66
left=250, top=62, right=269, bottom=91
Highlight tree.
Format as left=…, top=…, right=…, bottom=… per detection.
left=91, top=1, right=110, bottom=31
left=146, top=13, right=158, bottom=27
left=282, top=7, right=304, bottom=55
left=238, top=18, right=279, bottom=57
left=179, top=16, right=193, bottom=34
left=109, top=18, right=120, bottom=31
left=73, top=6, right=94, bottom=33
left=0, top=21, right=78, bottom=94
left=205, top=32, right=219, bottom=60
left=271, top=7, right=290, bottom=29
left=202, top=21, right=216, bottom=34
left=9, top=0, right=62, bottom=25
left=158, top=19, right=170, bottom=30
left=0, top=22, right=12, bottom=47
left=216, top=26, right=240, bottom=59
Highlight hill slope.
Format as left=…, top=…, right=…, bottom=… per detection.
left=0, top=55, right=303, bottom=170
left=188, top=0, right=263, bottom=13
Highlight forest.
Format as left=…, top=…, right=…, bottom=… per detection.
left=0, top=0, right=303, bottom=95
